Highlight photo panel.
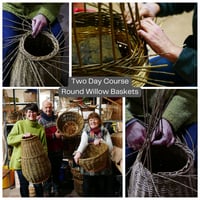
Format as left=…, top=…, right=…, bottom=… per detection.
left=3, top=2, right=69, bottom=87
left=2, top=88, right=123, bottom=197
left=125, top=89, right=197, bottom=197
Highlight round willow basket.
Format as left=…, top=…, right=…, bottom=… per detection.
left=57, top=111, right=84, bottom=138
left=128, top=142, right=197, bottom=197
left=72, top=3, right=149, bottom=87
left=10, top=31, right=61, bottom=86
left=111, top=132, right=122, bottom=148
left=79, top=143, right=109, bottom=173
left=21, top=135, right=51, bottom=184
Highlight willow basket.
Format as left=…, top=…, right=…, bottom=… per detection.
left=111, top=132, right=122, bottom=148
left=72, top=3, right=149, bottom=87
left=21, top=135, right=51, bottom=184
left=71, top=166, right=83, bottom=180
left=128, top=142, right=197, bottom=197
left=57, top=111, right=84, bottom=138
left=10, top=31, right=61, bottom=86
left=73, top=178, right=84, bottom=196
left=79, top=143, right=109, bottom=173
left=6, top=111, right=21, bottom=124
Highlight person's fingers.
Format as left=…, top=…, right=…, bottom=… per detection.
left=32, top=20, right=44, bottom=37
left=127, top=134, right=146, bottom=149
left=139, top=18, right=155, bottom=32
left=166, top=136, right=175, bottom=147
left=151, top=137, right=166, bottom=146
left=137, top=29, right=149, bottom=40
left=35, top=22, right=43, bottom=36
left=152, top=133, right=175, bottom=147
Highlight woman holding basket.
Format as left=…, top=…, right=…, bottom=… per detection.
left=73, top=112, right=113, bottom=197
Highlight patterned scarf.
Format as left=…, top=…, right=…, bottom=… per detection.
left=88, top=127, right=102, bottom=143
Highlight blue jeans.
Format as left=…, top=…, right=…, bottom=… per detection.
left=16, top=170, right=43, bottom=197
left=3, top=11, right=65, bottom=86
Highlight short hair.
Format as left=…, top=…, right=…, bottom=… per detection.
left=24, top=103, right=39, bottom=113
left=42, top=99, right=53, bottom=107
left=87, top=112, right=102, bottom=125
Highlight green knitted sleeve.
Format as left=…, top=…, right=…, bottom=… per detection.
left=162, top=90, right=197, bottom=132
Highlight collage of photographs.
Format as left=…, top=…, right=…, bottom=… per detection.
left=1, top=1, right=198, bottom=199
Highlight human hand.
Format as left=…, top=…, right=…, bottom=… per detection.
left=138, top=18, right=182, bottom=62
left=32, top=14, right=48, bottom=38
left=124, top=3, right=160, bottom=24
left=94, top=138, right=101, bottom=145
left=23, top=133, right=32, bottom=138
left=151, top=118, right=175, bottom=147
left=126, top=121, right=147, bottom=150
left=74, top=152, right=81, bottom=164
left=55, top=130, right=64, bottom=139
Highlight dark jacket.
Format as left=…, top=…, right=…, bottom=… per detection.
left=158, top=3, right=197, bottom=84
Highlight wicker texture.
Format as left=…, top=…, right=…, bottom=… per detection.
left=72, top=3, right=149, bottom=87
left=10, top=31, right=61, bottom=86
left=128, top=142, right=197, bottom=197
left=111, top=132, right=122, bottom=148
left=57, top=111, right=84, bottom=138
left=71, top=167, right=83, bottom=180
left=6, top=111, right=22, bottom=124
left=70, top=165, right=84, bottom=196
left=21, top=135, right=51, bottom=184
left=79, top=143, right=109, bottom=173
left=73, top=178, right=84, bottom=196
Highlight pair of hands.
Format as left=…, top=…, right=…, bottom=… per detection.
left=124, top=3, right=182, bottom=63
left=31, top=14, right=48, bottom=38
left=126, top=118, right=175, bottom=150
left=54, top=130, right=64, bottom=139
left=23, top=130, right=63, bottom=139
left=73, top=138, right=102, bottom=164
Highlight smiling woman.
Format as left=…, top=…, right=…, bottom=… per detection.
left=73, top=112, right=114, bottom=197
left=6, top=103, right=48, bottom=197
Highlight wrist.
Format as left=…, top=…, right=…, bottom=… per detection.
left=164, top=46, right=183, bottom=63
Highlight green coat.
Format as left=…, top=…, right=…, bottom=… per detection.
left=7, top=119, right=47, bottom=170
left=3, top=3, right=62, bottom=23
left=126, top=89, right=197, bottom=133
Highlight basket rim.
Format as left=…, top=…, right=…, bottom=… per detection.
left=19, top=31, right=59, bottom=61
left=137, top=142, right=194, bottom=176
left=21, top=135, right=38, bottom=142
left=57, top=111, right=84, bottom=137
left=79, top=143, right=108, bottom=162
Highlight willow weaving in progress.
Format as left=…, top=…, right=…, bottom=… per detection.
left=72, top=3, right=173, bottom=86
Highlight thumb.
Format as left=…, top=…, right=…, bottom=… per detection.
left=32, top=19, right=37, bottom=38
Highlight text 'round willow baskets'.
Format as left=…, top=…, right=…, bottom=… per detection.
left=128, top=142, right=197, bottom=197
left=21, top=135, right=51, bottom=184
left=72, top=3, right=149, bottom=87
left=10, top=31, right=61, bottom=87
left=57, top=111, right=84, bottom=138
left=78, top=143, right=109, bottom=173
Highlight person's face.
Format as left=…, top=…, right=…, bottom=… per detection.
left=26, top=110, right=38, bottom=121
left=42, top=102, right=53, bottom=116
left=89, top=117, right=100, bottom=129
